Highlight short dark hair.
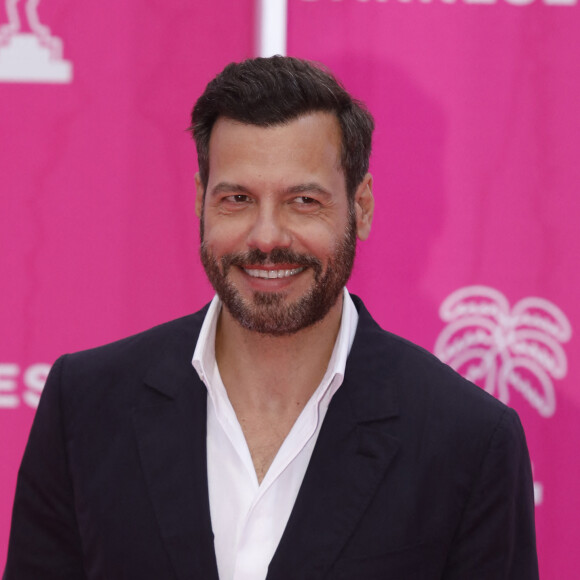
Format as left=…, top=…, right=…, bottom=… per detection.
left=190, top=56, right=374, bottom=199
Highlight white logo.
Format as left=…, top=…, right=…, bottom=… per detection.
left=0, top=363, right=50, bottom=409
left=0, top=0, right=72, bottom=83
left=434, top=286, right=571, bottom=418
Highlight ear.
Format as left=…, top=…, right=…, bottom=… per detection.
left=194, top=172, right=204, bottom=219
left=354, top=173, right=374, bottom=241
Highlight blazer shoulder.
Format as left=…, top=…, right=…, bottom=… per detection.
left=63, top=304, right=209, bottom=372
left=42, top=305, right=210, bottom=417
left=350, top=295, right=512, bottom=428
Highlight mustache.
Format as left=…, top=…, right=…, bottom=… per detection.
left=221, top=248, right=322, bottom=275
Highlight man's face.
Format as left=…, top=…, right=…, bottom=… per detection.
left=195, top=112, right=373, bottom=336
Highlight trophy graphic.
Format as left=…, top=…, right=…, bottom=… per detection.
left=0, top=0, right=72, bottom=82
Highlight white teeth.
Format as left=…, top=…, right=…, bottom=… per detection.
left=244, top=267, right=304, bottom=279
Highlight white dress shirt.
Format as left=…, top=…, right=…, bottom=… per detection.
left=192, top=288, right=359, bottom=580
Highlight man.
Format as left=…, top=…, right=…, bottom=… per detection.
left=4, top=56, right=538, bottom=579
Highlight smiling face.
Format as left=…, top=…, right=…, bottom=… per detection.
left=196, top=112, right=373, bottom=336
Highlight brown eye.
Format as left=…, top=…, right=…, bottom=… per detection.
left=225, top=194, right=250, bottom=203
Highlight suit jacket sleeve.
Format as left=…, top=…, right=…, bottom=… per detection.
left=443, top=406, right=538, bottom=579
left=4, top=355, right=87, bottom=580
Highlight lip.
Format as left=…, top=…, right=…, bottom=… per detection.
left=241, top=263, right=303, bottom=270
left=243, top=265, right=305, bottom=280
left=237, top=264, right=307, bottom=290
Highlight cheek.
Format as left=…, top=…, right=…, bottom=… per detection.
left=202, top=219, right=248, bottom=254
left=293, top=219, right=348, bottom=257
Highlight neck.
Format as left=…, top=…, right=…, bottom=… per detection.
left=215, top=294, right=344, bottom=411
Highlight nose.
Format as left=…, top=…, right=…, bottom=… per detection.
left=246, top=204, right=292, bottom=254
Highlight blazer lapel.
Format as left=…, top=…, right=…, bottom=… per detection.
left=132, top=332, right=219, bottom=580
left=268, top=300, right=401, bottom=580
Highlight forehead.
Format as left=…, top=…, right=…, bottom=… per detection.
left=206, top=112, right=344, bottom=187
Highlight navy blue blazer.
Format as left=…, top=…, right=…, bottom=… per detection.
left=4, top=296, right=538, bottom=579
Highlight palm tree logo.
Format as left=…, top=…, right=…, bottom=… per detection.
left=434, top=286, right=571, bottom=418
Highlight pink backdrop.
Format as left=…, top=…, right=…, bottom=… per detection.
left=0, top=0, right=254, bottom=566
left=288, top=1, right=580, bottom=577
left=1, top=0, right=579, bottom=576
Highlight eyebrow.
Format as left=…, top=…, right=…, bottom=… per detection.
left=209, top=182, right=252, bottom=197
left=209, top=181, right=333, bottom=198
left=283, top=183, right=332, bottom=198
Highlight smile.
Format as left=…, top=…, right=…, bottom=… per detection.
left=243, top=267, right=305, bottom=279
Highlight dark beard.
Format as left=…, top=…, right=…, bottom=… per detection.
left=200, top=210, right=357, bottom=336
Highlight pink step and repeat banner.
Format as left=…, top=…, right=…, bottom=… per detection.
left=287, top=1, right=580, bottom=577
left=1, top=0, right=579, bottom=576
left=0, top=0, right=255, bottom=567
